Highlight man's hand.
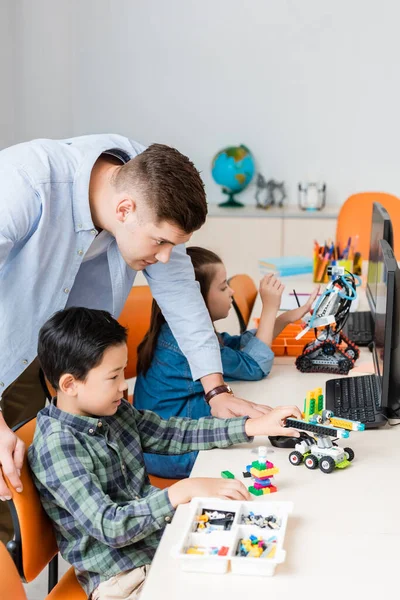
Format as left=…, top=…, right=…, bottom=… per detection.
left=168, top=477, right=250, bottom=508
left=0, top=422, right=25, bottom=500
left=245, top=405, right=302, bottom=438
left=209, top=393, right=272, bottom=418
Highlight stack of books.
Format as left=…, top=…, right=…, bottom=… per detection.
left=259, top=256, right=313, bottom=277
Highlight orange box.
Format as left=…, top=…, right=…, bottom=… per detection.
left=286, top=339, right=307, bottom=357
left=271, top=339, right=286, bottom=356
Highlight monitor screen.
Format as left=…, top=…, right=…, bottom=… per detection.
left=366, top=202, right=393, bottom=313
left=372, top=239, right=396, bottom=409
left=388, top=261, right=400, bottom=417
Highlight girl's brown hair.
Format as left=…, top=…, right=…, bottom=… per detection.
left=136, top=246, right=222, bottom=375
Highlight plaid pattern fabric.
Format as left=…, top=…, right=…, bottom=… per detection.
left=28, top=399, right=250, bottom=596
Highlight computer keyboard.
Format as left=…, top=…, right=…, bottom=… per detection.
left=325, top=375, right=386, bottom=428
left=344, top=311, right=374, bottom=346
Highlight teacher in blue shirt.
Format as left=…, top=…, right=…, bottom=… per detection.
left=0, top=133, right=268, bottom=540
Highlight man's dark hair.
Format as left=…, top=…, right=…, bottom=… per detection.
left=114, top=143, right=208, bottom=233
left=38, top=307, right=127, bottom=390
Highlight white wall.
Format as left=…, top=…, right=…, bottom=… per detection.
left=13, top=0, right=76, bottom=142
left=10, top=0, right=400, bottom=206
left=0, top=0, right=15, bottom=148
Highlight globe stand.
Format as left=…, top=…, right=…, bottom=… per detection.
left=218, top=189, right=244, bottom=208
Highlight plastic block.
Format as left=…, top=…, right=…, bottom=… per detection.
left=221, top=470, right=235, bottom=479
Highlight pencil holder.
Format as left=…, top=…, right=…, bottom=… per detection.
left=313, top=258, right=354, bottom=283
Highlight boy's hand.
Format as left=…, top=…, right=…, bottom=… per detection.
left=245, top=405, right=302, bottom=438
left=259, top=274, right=285, bottom=311
left=286, top=286, right=320, bottom=323
left=168, top=477, right=251, bottom=508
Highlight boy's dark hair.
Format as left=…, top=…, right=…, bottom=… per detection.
left=38, top=307, right=127, bottom=390
left=113, top=143, right=208, bottom=233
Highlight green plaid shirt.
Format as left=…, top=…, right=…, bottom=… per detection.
left=28, top=399, right=251, bottom=596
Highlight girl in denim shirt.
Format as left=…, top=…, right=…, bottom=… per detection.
left=134, top=247, right=317, bottom=478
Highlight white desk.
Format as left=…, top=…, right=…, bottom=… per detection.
left=141, top=280, right=400, bottom=600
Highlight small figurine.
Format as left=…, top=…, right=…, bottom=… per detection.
left=287, top=387, right=365, bottom=473
left=195, top=508, right=235, bottom=531
left=255, top=174, right=286, bottom=209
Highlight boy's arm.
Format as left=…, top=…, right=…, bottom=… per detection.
left=219, top=331, right=274, bottom=380
left=29, top=432, right=175, bottom=549
left=0, top=168, right=41, bottom=272
left=134, top=406, right=253, bottom=454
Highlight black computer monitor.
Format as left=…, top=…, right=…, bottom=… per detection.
left=387, top=250, right=400, bottom=418
left=372, top=239, right=396, bottom=412
left=366, top=203, right=394, bottom=314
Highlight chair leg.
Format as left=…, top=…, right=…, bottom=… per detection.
left=48, top=554, right=59, bottom=593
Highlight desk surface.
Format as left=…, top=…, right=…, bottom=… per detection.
left=141, top=280, right=400, bottom=600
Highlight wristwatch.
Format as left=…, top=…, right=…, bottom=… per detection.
left=204, top=384, right=233, bottom=405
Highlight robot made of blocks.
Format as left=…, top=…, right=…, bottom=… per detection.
left=246, top=446, right=279, bottom=496
left=295, top=266, right=360, bottom=375
left=287, top=387, right=365, bottom=474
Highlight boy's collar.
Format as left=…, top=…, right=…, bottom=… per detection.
left=48, top=398, right=110, bottom=436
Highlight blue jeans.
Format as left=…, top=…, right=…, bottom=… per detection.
left=144, top=451, right=198, bottom=479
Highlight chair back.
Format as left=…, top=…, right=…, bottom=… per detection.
left=228, top=274, right=258, bottom=333
left=3, top=418, right=58, bottom=583
left=0, top=541, right=27, bottom=600
left=336, top=192, right=400, bottom=261
left=118, top=286, right=153, bottom=379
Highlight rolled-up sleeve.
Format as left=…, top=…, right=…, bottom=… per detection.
left=144, top=244, right=222, bottom=380
left=220, top=329, right=274, bottom=381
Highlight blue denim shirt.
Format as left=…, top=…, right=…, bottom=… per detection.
left=0, top=134, right=221, bottom=391
left=134, top=323, right=274, bottom=478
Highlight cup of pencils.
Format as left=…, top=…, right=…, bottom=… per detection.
left=313, top=238, right=362, bottom=283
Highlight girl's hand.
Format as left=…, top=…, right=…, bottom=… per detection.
left=286, top=286, right=320, bottom=323
left=259, top=274, right=285, bottom=311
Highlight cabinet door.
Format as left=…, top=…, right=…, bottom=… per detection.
left=283, top=218, right=337, bottom=256
left=190, top=217, right=282, bottom=283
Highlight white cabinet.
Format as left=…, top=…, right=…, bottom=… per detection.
left=190, top=205, right=338, bottom=282
left=190, top=216, right=282, bottom=283
left=283, top=218, right=337, bottom=256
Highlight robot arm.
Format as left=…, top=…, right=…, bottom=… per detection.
left=296, top=266, right=360, bottom=339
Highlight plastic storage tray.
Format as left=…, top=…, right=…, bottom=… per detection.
left=172, top=498, right=293, bottom=576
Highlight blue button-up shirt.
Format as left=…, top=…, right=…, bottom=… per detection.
left=0, top=134, right=221, bottom=391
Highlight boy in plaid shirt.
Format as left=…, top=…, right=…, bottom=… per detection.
left=29, top=307, right=300, bottom=599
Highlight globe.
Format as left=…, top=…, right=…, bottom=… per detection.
left=211, top=144, right=255, bottom=207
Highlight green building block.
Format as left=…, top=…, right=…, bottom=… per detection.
left=248, top=486, right=263, bottom=496
left=221, top=470, right=235, bottom=479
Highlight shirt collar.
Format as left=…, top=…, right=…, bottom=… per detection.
left=71, top=145, right=132, bottom=234
left=48, top=399, right=109, bottom=436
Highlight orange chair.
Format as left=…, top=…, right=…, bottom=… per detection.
left=3, top=418, right=86, bottom=599
left=336, top=192, right=400, bottom=261
left=228, top=274, right=258, bottom=333
left=118, top=285, right=182, bottom=488
left=0, top=541, right=27, bottom=600
left=118, top=285, right=154, bottom=381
